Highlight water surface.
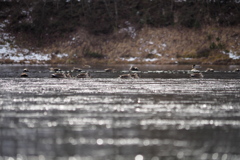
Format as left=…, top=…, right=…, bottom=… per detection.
left=0, top=65, right=240, bottom=160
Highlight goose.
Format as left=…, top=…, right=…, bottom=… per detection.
left=82, top=65, right=91, bottom=69
left=65, top=73, right=72, bottom=78
left=131, top=73, right=140, bottom=79
left=190, top=73, right=204, bottom=78
left=129, top=65, right=138, bottom=71
left=233, top=68, right=239, bottom=72
left=50, top=68, right=61, bottom=72
left=205, top=68, right=214, bottom=72
left=51, top=73, right=66, bottom=78
left=72, top=67, right=82, bottom=72
left=105, top=68, right=115, bottom=72
left=20, top=73, right=28, bottom=77
left=76, top=72, right=90, bottom=78
left=118, top=74, right=132, bottom=79
left=191, top=64, right=201, bottom=73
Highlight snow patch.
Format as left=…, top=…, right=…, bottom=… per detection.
left=119, top=57, right=159, bottom=62
left=222, top=50, right=240, bottom=59
left=162, top=43, right=167, bottom=48
left=150, top=49, right=162, bottom=57
left=1, top=52, right=51, bottom=62
left=0, top=27, right=70, bottom=63
left=0, top=33, right=51, bottom=62
left=182, top=58, right=193, bottom=60
left=56, top=53, right=68, bottom=58
left=158, top=43, right=167, bottom=50
left=119, top=21, right=136, bottom=39
left=0, top=38, right=67, bottom=63
left=148, top=41, right=154, bottom=45
left=144, top=58, right=158, bottom=62
left=0, top=42, right=17, bottom=55
left=120, top=57, right=139, bottom=62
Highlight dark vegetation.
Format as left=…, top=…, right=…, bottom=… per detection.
left=0, top=0, right=240, bottom=65
left=1, top=0, right=240, bottom=42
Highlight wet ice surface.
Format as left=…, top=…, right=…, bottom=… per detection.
left=0, top=65, right=240, bottom=160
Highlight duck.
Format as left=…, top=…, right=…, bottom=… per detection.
left=72, top=67, right=82, bottom=72
left=50, top=68, right=61, bottom=72
left=51, top=73, right=66, bottom=78
left=105, top=68, right=115, bottom=72
left=189, top=73, right=204, bottom=78
left=131, top=73, right=140, bottom=79
left=82, top=65, right=91, bottom=69
left=233, top=68, right=239, bottom=72
left=118, top=74, right=132, bottom=79
left=191, top=64, right=201, bottom=73
left=65, top=73, right=72, bottom=78
left=23, top=68, right=29, bottom=72
left=205, top=68, right=214, bottom=72
left=20, top=73, right=28, bottom=77
left=129, top=65, right=138, bottom=71
left=76, top=72, right=90, bottom=78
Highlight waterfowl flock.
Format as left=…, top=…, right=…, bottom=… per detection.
left=19, top=65, right=239, bottom=78
left=50, top=67, right=90, bottom=78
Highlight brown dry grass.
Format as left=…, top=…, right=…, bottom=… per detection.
left=41, top=26, right=240, bottom=65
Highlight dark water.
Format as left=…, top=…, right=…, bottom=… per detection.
left=0, top=64, right=240, bottom=79
left=0, top=65, right=240, bottom=160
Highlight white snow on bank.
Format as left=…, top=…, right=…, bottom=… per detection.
left=150, top=49, right=162, bottom=57
left=222, top=50, right=240, bottom=59
left=0, top=40, right=69, bottom=63
left=10, top=53, right=51, bottom=62
left=119, top=21, right=136, bottom=39
left=0, top=18, right=70, bottom=63
left=0, top=44, right=16, bottom=54
left=119, top=57, right=159, bottom=62
left=120, top=57, right=139, bottom=62
left=149, top=41, right=154, bottom=45
left=0, top=37, right=51, bottom=62
left=0, top=43, right=51, bottom=62
left=144, top=58, right=158, bottom=62
left=56, top=53, right=68, bottom=58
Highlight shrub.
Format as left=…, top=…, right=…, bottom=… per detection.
left=210, top=42, right=218, bottom=50
left=209, top=42, right=225, bottom=50
left=196, top=48, right=211, bottom=58
left=83, top=50, right=105, bottom=59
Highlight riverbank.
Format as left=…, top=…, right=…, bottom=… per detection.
left=1, top=22, right=240, bottom=65
left=1, top=0, right=240, bottom=65
left=48, top=25, right=239, bottom=65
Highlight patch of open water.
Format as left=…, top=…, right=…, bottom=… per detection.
left=0, top=65, right=240, bottom=160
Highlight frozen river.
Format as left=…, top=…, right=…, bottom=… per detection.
left=0, top=65, right=240, bottom=160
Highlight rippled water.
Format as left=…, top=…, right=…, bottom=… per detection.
left=0, top=65, right=240, bottom=160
